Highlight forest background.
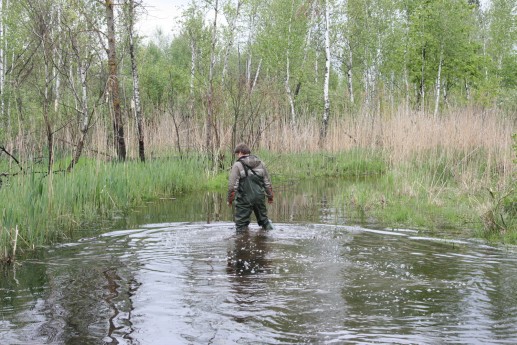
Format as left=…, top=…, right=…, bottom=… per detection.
left=0, top=0, right=516, bottom=260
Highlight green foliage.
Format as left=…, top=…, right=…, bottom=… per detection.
left=0, top=156, right=210, bottom=260
left=260, top=149, right=387, bottom=181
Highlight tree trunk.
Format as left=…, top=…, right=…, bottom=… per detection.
left=346, top=40, right=354, bottom=105
left=189, top=28, right=196, bottom=119
left=206, top=0, right=218, bottom=169
left=419, top=46, right=426, bottom=111
left=0, top=0, right=4, bottom=121
left=433, top=45, right=443, bottom=117
left=67, top=59, right=89, bottom=172
left=128, top=0, right=145, bottom=162
left=285, top=0, right=296, bottom=123
left=320, top=0, right=331, bottom=143
left=106, top=0, right=126, bottom=161
left=54, top=5, right=61, bottom=113
left=250, top=58, right=262, bottom=93
left=221, top=0, right=242, bottom=86
left=42, top=37, right=54, bottom=174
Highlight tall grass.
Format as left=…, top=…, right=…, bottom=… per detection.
left=1, top=107, right=515, bottom=260
left=0, top=155, right=209, bottom=261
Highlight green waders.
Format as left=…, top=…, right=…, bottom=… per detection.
left=234, top=162, right=272, bottom=231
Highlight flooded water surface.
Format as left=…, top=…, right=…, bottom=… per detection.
left=2, top=180, right=517, bottom=344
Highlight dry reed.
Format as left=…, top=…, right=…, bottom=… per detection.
left=5, top=106, right=514, bottom=185
left=95, top=106, right=514, bottom=184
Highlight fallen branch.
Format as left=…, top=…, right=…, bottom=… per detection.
left=0, top=146, right=24, bottom=172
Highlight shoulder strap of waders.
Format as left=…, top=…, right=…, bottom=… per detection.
left=239, top=160, right=258, bottom=177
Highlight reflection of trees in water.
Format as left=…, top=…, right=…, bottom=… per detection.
left=226, top=230, right=271, bottom=276
left=34, top=242, right=139, bottom=344
left=225, top=229, right=272, bottom=325
left=124, top=179, right=348, bottom=229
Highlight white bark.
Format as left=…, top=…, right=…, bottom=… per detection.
left=285, top=0, right=296, bottom=123
left=54, top=4, right=62, bottom=112
left=420, top=46, right=425, bottom=110
left=0, top=0, right=4, bottom=119
left=128, top=0, right=144, bottom=161
left=250, top=58, right=262, bottom=93
left=67, top=58, right=90, bottom=172
left=206, top=0, right=218, bottom=165
left=221, top=0, right=242, bottom=85
left=106, top=0, right=126, bottom=160
left=302, top=0, right=316, bottom=68
left=321, top=0, right=331, bottom=140
left=189, top=30, right=196, bottom=118
left=79, top=61, right=89, bottom=135
left=346, top=40, right=354, bottom=104
left=434, top=46, right=443, bottom=117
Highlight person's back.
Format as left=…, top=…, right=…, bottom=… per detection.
left=227, top=143, right=273, bottom=232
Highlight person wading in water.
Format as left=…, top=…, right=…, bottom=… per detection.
left=227, top=143, right=274, bottom=232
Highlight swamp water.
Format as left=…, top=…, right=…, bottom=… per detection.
left=1, top=180, right=517, bottom=344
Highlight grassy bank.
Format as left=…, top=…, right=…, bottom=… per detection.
left=0, top=155, right=214, bottom=261
left=1, top=108, right=515, bottom=261
left=1, top=148, right=514, bottom=262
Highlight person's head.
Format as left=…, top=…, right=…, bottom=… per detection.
left=234, top=143, right=251, bottom=156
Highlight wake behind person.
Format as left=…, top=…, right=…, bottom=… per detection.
left=227, top=143, right=274, bottom=232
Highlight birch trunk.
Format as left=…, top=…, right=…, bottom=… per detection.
left=67, top=59, right=89, bottom=172
left=0, top=0, right=4, bottom=120
left=433, top=46, right=443, bottom=117
left=419, top=46, right=426, bottom=111
left=320, top=0, right=331, bottom=142
left=43, top=39, right=54, bottom=174
left=54, top=4, right=61, bottom=112
left=189, top=28, right=196, bottom=118
left=285, top=0, right=296, bottom=123
left=206, top=0, right=218, bottom=169
left=296, top=0, right=317, bottom=98
left=106, top=0, right=126, bottom=161
left=128, top=0, right=145, bottom=162
left=250, top=58, right=262, bottom=93
left=346, top=40, right=354, bottom=104
left=221, top=0, right=242, bottom=86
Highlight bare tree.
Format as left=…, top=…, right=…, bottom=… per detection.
left=127, top=0, right=145, bottom=162
left=64, top=14, right=94, bottom=172
left=206, top=0, right=219, bottom=169
left=26, top=0, right=57, bottom=173
left=105, top=0, right=126, bottom=161
left=221, top=0, right=242, bottom=85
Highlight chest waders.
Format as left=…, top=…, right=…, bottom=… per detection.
left=234, top=161, right=271, bottom=231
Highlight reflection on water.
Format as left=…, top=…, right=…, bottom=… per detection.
left=227, top=229, right=271, bottom=276
left=2, top=180, right=517, bottom=344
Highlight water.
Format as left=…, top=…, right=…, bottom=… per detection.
left=2, top=180, right=517, bottom=344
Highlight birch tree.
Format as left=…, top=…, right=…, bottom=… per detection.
left=66, top=26, right=92, bottom=172
left=26, top=0, right=58, bottom=173
left=126, top=0, right=145, bottom=162
left=183, top=5, right=206, bottom=119
left=206, top=0, right=219, bottom=169
left=485, top=0, right=517, bottom=95
left=254, top=0, right=307, bottom=122
left=0, top=0, right=4, bottom=122
left=221, top=0, right=242, bottom=86
left=105, top=0, right=126, bottom=161
left=320, top=0, right=331, bottom=142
